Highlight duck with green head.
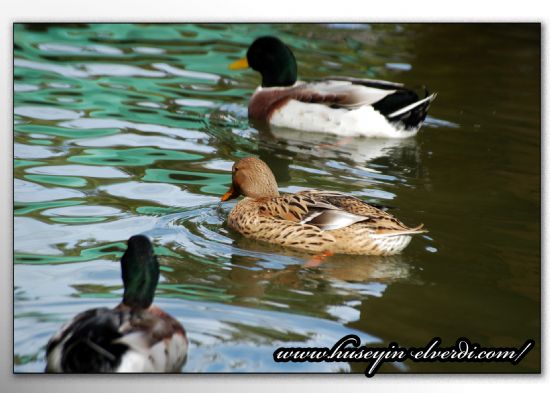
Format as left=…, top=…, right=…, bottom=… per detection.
left=230, top=36, right=436, bottom=138
left=45, top=235, right=188, bottom=373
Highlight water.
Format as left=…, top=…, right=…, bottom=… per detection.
left=13, top=23, right=540, bottom=374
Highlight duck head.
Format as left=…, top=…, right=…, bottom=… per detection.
left=229, top=36, right=298, bottom=88
left=221, top=157, right=280, bottom=201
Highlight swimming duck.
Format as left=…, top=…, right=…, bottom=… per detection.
left=45, top=235, right=188, bottom=373
left=221, top=157, right=426, bottom=255
left=230, top=36, right=436, bottom=138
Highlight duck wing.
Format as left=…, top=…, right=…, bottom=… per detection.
left=296, top=190, right=426, bottom=235
left=290, top=79, right=436, bottom=129
left=292, top=80, right=398, bottom=109
left=257, top=191, right=425, bottom=234
left=256, top=191, right=370, bottom=231
left=320, top=75, right=404, bottom=89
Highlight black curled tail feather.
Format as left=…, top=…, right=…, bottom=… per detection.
left=379, top=90, right=437, bottom=131
left=423, top=85, right=430, bottom=98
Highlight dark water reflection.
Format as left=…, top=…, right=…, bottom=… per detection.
left=14, top=23, right=540, bottom=373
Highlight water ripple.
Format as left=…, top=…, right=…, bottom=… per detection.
left=14, top=23, right=540, bottom=374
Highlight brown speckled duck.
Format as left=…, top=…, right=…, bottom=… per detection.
left=221, top=157, right=426, bottom=256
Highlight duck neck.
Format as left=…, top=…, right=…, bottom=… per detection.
left=261, top=53, right=297, bottom=87
left=262, top=69, right=297, bottom=87
left=248, top=173, right=280, bottom=199
left=121, top=247, right=159, bottom=310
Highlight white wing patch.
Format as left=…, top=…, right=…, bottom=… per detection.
left=301, top=209, right=369, bottom=231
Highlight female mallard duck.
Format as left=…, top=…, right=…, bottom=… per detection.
left=221, top=157, right=426, bottom=255
left=45, top=235, right=188, bottom=373
left=230, top=36, right=436, bottom=138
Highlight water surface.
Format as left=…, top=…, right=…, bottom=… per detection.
left=14, top=23, right=540, bottom=374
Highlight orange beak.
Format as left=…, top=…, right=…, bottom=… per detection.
left=221, top=184, right=239, bottom=201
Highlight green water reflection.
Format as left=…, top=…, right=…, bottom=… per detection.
left=14, top=23, right=540, bottom=374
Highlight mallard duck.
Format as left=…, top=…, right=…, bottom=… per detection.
left=221, top=157, right=426, bottom=255
left=230, top=36, right=436, bottom=138
left=45, top=235, right=188, bottom=373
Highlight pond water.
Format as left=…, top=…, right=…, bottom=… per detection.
left=13, top=23, right=540, bottom=374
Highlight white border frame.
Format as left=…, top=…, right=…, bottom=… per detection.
left=2, top=1, right=546, bottom=392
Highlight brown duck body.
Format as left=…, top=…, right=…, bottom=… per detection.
left=227, top=189, right=425, bottom=256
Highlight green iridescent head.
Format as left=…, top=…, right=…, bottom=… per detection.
left=120, top=235, right=159, bottom=309
left=230, top=36, right=298, bottom=87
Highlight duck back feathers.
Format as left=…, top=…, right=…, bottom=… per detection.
left=46, top=305, right=188, bottom=373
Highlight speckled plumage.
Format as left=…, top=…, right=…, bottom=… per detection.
left=222, top=158, right=426, bottom=255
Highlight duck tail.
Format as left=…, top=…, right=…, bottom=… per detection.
left=386, top=93, right=437, bottom=130
left=409, top=223, right=428, bottom=234
left=374, top=223, right=428, bottom=237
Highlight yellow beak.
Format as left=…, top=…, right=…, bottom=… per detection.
left=229, top=57, right=249, bottom=70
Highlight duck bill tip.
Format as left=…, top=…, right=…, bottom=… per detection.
left=221, top=185, right=237, bottom=201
